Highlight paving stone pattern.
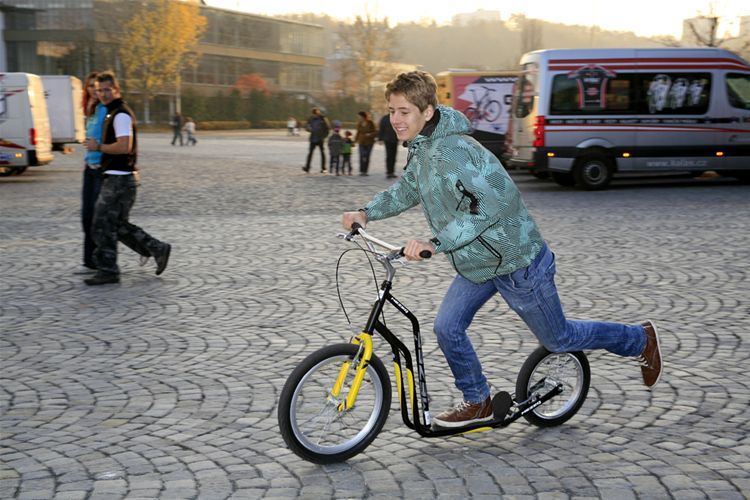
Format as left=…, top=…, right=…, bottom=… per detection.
left=1, top=130, right=749, bottom=499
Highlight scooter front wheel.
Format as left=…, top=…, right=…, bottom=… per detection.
left=515, top=346, right=590, bottom=427
left=278, top=343, right=391, bottom=464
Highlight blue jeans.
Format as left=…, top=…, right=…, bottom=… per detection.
left=433, top=244, right=647, bottom=403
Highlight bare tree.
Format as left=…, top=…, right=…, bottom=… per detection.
left=336, top=13, right=398, bottom=107
left=520, top=17, right=544, bottom=54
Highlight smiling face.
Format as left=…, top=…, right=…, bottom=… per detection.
left=388, top=93, right=434, bottom=142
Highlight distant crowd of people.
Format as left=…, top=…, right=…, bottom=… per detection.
left=297, top=108, right=400, bottom=179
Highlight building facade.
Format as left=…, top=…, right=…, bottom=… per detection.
left=1, top=0, right=326, bottom=119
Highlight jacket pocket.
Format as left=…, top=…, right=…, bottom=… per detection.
left=477, top=235, right=503, bottom=274
left=455, top=180, right=479, bottom=214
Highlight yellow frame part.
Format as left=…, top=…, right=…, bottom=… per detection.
left=333, top=333, right=373, bottom=411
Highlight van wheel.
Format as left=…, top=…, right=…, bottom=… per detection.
left=0, top=166, right=15, bottom=177
left=726, top=171, right=750, bottom=184
left=574, top=155, right=613, bottom=190
left=13, top=166, right=27, bottom=175
left=551, top=172, right=575, bottom=187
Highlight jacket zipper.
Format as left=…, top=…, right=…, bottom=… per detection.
left=455, top=179, right=479, bottom=214
left=477, top=235, right=504, bottom=274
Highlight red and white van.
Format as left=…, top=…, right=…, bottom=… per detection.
left=507, top=48, right=750, bottom=189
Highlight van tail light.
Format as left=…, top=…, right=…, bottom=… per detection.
left=533, top=116, right=545, bottom=148
left=30, top=128, right=37, bottom=146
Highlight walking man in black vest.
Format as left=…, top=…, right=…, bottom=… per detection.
left=84, top=71, right=171, bottom=286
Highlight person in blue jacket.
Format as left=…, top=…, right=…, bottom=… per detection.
left=342, top=70, right=663, bottom=429
left=78, top=71, right=108, bottom=273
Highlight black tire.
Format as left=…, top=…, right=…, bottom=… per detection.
left=278, top=343, right=391, bottom=464
left=483, top=100, right=502, bottom=122
left=725, top=171, right=750, bottom=184
left=515, top=346, right=590, bottom=427
left=532, top=170, right=550, bottom=180
left=0, top=166, right=14, bottom=177
left=573, top=154, right=613, bottom=190
left=551, top=171, right=575, bottom=187
left=12, top=166, right=27, bottom=175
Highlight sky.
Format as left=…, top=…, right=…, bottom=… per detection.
left=206, top=1, right=748, bottom=39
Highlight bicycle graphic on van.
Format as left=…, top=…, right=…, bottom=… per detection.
left=464, top=86, right=503, bottom=125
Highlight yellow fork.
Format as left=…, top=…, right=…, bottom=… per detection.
left=332, top=333, right=373, bottom=411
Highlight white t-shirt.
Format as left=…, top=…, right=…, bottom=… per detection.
left=104, top=113, right=134, bottom=175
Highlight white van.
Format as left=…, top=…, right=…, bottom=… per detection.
left=0, top=72, right=53, bottom=176
left=41, top=75, right=85, bottom=150
left=507, top=48, right=750, bottom=189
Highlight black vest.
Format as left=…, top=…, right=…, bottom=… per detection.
left=101, top=98, right=138, bottom=172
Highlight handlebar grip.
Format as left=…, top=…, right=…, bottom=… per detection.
left=398, top=247, right=433, bottom=259
left=350, top=222, right=362, bottom=234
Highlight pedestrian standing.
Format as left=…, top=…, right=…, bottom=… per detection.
left=84, top=71, right=171, bottom=286
left=303, top=107, right=330, bottom=173
left=287, top=116, right=296, bottom=136
left=378, top=112, right=399, bottom=179
left=355, top=111, right=377, bottom=176
left=77, top=71, right=108, bottom=274
left=170, top=111, right=184, bottom=146
left=327, top=126, right=344, bottom=175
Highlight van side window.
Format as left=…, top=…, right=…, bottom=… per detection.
left=550, top=73, right=636, bottom=115
left=638, top=73, right=711, bottom=115
left=726, top=73, right=750, bottom=110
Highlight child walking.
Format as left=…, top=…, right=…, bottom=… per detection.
left=183, top=117, right=197, bottom=146
left=327, top=127, right=344, bottom=175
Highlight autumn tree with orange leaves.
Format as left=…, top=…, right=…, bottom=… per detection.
left=233, top=73, right=271, bottom=97
left=119, top=0, right=207, bottom=123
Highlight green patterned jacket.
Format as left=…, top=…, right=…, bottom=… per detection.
left=363, top=105, right=544, bottom=284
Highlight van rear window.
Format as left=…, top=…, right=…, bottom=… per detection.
left=550, top=72, right=711, bottom=115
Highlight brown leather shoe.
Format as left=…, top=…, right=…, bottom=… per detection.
left=432, top=396, right=493, bottom=428
left=637, top=320, right=663, bottom=389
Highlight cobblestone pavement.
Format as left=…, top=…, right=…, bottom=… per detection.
left=1, top=130, right=749, bottom=499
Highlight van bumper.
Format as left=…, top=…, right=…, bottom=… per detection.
left=508, top=149, right=578, bottom=173
left=507, top=150, right=551, bottom=172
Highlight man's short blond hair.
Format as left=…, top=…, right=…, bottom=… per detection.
left=385, top=71, right=438, bottom=112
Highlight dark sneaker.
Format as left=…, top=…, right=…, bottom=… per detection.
left=84, top=272, right=120, bottom=286
left=432, top=396, right=493, bottom=428
left=302, top=166, right=310, bottom=172
left=155, top=243, right=171, bottom=276
left=637, top=320, right=663, bottom=389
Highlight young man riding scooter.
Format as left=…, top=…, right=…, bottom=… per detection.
left=342, top=70, right=663, bottom=428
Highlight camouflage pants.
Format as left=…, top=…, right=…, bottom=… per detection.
left=91, top=174, right=166, bottom=275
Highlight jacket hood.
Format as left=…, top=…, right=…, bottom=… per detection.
left=411, top=105, right=471, bottom=146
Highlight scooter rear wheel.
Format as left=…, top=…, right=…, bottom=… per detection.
left=515, top=346, right=590, bottom=427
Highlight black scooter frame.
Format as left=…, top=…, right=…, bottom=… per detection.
left=361, top=277, right=564, bottom=438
